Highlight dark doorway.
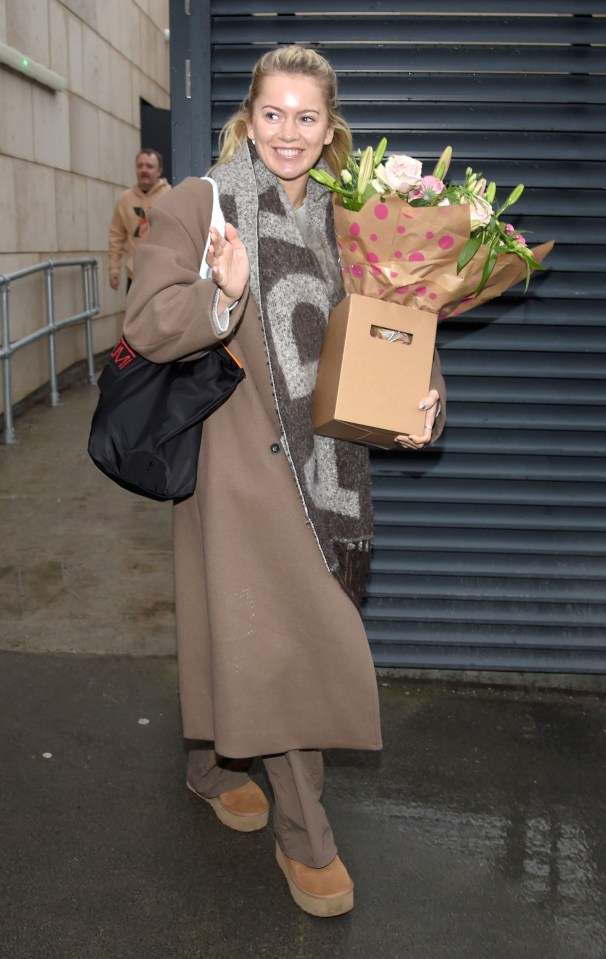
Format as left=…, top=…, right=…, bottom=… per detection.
left=140, top=99, right=172, bottom=184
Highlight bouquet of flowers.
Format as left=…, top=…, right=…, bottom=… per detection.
left=310, top=140, right=553, bottom=319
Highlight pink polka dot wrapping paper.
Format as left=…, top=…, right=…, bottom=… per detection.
left=334, top=194, right=554, bottom=319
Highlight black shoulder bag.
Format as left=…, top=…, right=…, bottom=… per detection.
left=87, top=337, right=244, bottom=501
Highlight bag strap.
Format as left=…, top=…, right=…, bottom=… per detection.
left=199, top=176, right=225, bottom=279
left=196, top=177, right=242, bottom=369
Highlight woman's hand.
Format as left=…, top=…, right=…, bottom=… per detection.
left=394, top=389, right=441, bottom=450
left=206, top=223, right=250, bottom=310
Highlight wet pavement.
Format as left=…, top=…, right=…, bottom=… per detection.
left=0, top=379, right=175, bottom=657
left=2, top=378, right=606, bottom=958
left=2, top=653, right=606, bottom=959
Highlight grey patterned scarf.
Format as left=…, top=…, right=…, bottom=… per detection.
left=212, top=143, right=373, bottom=603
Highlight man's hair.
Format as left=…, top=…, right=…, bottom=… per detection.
left=137, top=148, right=163, bottom=169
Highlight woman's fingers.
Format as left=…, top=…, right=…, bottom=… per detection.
left=418, top=388, right=440, bottom=413
left=224, top=222, right=241, bottom=244
left=394, top=433, right=429, bottom=449
left=205, top=223, right=250, bottom=301
left=393, top=389, right=441, bottom=449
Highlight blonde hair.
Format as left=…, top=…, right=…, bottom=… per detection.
left=210, top=45, right=351, bottom=176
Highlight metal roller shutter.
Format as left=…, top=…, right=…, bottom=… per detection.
left=170, top=1, right=606, bottom=672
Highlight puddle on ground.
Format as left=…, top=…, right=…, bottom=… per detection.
left=356, top=796, right=606, bottom=956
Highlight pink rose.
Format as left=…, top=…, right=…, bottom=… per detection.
left=407, top=176, right=445, bottom=202
left=377, top=154, right=423, bottom=193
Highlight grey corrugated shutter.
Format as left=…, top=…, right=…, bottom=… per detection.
left=171, top=1, right=606, bottom=673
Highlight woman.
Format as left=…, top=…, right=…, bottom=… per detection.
left=124, top=45, right=445, bottom=917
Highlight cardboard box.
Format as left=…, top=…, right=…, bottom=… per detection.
left=313, top=294, right=437, bottom=449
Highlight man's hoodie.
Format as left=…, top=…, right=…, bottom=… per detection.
left=108, top=178, right=172, bottom=280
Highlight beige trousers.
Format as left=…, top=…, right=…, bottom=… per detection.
left=186, top=742, right=338, bottom=868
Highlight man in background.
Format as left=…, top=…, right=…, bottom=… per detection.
left=108, top=149, right=171, bottom=293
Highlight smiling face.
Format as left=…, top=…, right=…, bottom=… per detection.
left=246, top=72, right=334, bottom=208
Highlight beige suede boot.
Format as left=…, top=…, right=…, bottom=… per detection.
left=186, top=779, right=269, bottom=832
left=276, top=842, right=354, bottom=917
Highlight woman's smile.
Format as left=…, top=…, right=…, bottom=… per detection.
left=246, top=73, right=334, bottom=207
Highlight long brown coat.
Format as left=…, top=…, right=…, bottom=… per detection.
left=124, top=177, right=445, bottom=759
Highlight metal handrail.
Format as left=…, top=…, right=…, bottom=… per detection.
left=0, top=257, right=100, bottom=443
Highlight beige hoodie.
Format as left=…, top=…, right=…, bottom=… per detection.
left=108, top=178, right=171, bottom=280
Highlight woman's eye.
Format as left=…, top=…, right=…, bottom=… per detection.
left=264, top=111, right=279, bottom=121
left=300, top=115, right=316, bottom=123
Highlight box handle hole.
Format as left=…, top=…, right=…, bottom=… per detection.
left=370, top=325, right=413, bottom=345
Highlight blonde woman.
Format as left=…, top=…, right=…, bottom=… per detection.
left=124, top=45, right=445, bottom=917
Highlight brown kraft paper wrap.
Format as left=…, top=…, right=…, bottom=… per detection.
left=313, top=194, right=554, bottom=446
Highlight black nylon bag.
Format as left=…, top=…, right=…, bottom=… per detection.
left=88, top=337, right=245, bottom=501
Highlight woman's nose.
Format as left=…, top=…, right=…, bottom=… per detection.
left=280, top=117, right=298, bottom=140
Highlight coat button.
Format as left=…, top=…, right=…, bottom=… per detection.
left=270, top=443, right=281, bottom=454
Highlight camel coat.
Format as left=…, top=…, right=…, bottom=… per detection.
left=124, top=177, right=445, bottom=759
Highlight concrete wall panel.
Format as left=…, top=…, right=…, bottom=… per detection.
left=54, top=170, right=88, bottom=252
left=66, top=13, right=84, bottom=98
left=85, top=178, right=116, bottom=253
left=1, top=0, right=169, bottom=417
left=68, top=95, right=100, bottom=179
left=15, top=161, right=57, bottom=253
left=82, top=24, right=110, bottom=111
left=33, top=87, right=71, bottom=170
left=0, top=155, right=17, bottom=255
left=109, top=50, right=134, bottom=127
left=0, top=0, right=7, bottom=43
left=48, top=1, right=69, bottom=79
left=6, top=0, right=50, bottom=66
left=61, top=0, right=96, bottom=26
left=0, top=68, right=35, bottom=161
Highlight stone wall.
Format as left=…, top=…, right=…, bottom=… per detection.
left=0, top=0, right=170, bottom=411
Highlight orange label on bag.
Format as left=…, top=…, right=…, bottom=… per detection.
left=222, top=344, right=243, bottom=368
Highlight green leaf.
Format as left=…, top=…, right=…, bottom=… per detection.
left=456, top=235, right=482, bottom=272
left=433, top=145, right=453, bottom=180
left=374, top=137, right=388, bottom=166
left=356, top=146, right=375, bottom=202
left=361, top=183, right=380, bottom=206
left=341, top=196, right=366, bottom=212
left=529, top=258, right=546, bottom=272
left=497, top=183, right=524, bottom=217
left=476, top=248, right=499, bottom=293
left=308, top=168, right=339, bottom=189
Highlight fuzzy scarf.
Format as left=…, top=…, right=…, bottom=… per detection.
left=212, top=143, right=373, bottom=603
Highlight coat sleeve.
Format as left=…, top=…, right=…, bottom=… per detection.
left=123, top=177, right=249, bottom=363
left=428, top=347, right=447, bottom=443
left=108, top=198, right=127, bottom=276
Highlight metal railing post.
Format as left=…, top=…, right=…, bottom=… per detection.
left=1, top=280, right=16, bottom=444
left=83, top=263, right=96, bottom=385
left=45, top=262, right=61, bottom=407
left=1, top=257, right=101, bottom=443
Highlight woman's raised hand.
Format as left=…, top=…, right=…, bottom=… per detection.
left=206, top=223, right=250, bottom=307
left=394, top=389, right=441, bottom=450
